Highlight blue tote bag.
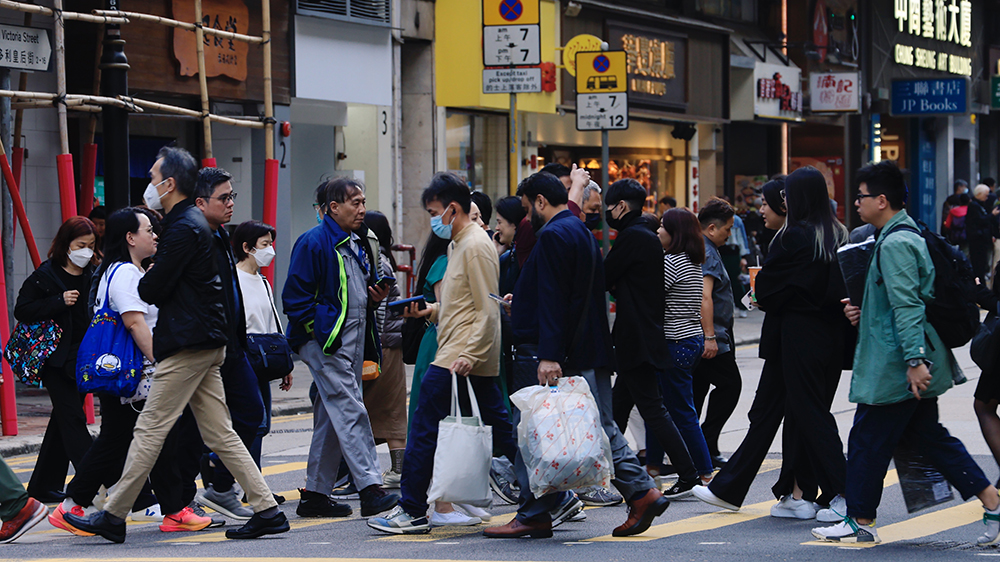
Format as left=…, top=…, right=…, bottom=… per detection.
left=76, top=263, right=144, bottom=397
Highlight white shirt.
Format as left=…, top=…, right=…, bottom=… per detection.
left=95, top=262, right=158, bottom=331
left=237, top=268, right=280, bottom=334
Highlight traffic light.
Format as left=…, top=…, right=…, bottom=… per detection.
left=540, top=62, right=556, bottom=92
left=846, top=9, right=858, bottom=62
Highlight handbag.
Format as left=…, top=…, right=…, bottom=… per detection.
left=971, top=306, right=1000, bottom=373
left=122, top=363, right=154, bottom=405
left=3, top=320, right=62, bottom=387
left=76, top=264, right=145, bottom=397
left=246, top=276, right=294, bottom=382
left=426, top=373, right=493, bottom=507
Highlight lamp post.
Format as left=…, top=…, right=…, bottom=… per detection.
left=100, top=0, right=130, bottom=211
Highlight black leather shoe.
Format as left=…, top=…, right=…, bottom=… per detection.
left=359, top=485, right=400, bottom=517
left=29, top=490, right=66, bottom=504
left=225, top=511, right=290, bottom=539
left=711, top=455, right=729, bottom=469
left=63, top=510, right=126, bottom=544
left=296, top=489, right=352, bottom=517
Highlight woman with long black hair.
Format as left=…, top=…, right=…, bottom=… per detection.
left=694, top=168, right=851, bottom=522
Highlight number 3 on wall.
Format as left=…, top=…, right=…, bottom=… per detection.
left=381, top=110, right=388, bottom=135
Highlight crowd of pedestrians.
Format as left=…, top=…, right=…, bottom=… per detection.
left=1, top=146, right=1000, bottom=551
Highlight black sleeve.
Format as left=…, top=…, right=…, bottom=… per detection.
left=14, top=271, right=67, bottom=323
left=139, top=221, right=198, bottom=305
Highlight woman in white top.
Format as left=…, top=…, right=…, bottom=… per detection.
left=232, top=220, right=292, bottom=469
left=53, top=207, right=211, bottom=534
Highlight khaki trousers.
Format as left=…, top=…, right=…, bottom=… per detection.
left=104, top=347, right=277, bottom=518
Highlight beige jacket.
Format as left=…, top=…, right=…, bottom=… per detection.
left=427, top=222, right=501, bottom=376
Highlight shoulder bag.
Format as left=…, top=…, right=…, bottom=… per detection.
left=77, top=264, right=145, bottom=397
left=246, top=276, right=295, bottom=382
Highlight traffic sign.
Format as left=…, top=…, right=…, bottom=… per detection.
left=577, top=93, right=628, bottom=131
left=483, top=67, right=543, bottom=94
left=0, top=24, right=50, bottom=72
left=483, top=0, right=539, bottom=26
left=576, top=51, right=627, bottom=94
left=483, top=25, right=540, bottom=66
left=563, top=34, right=604, bottom=77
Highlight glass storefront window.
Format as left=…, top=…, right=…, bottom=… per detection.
left=445, top=110, right=509, bottom=206
left=575, top=155, right=672, bottom=214
left=696, top=0, right=756, bottom=22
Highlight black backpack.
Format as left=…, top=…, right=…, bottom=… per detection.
left=876, top=220, right=980, bottom=348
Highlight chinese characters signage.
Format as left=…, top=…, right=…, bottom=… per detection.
left=0, top=24, right=50, bottom=72
left=891, top=0, right=973, bottom=76
left=890, top=78, right=967, bottom=115
left=608, top=22, right=686, bottom=111
left=754, top=62, right=802, bottom=120
left=810, top=73, right=859, bottom=112
left=172, top=0, right=249, bottom=81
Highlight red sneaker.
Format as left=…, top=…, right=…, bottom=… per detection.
left=159, top=506, right=211, bottom=532
left=1, top=497, right=49, bottom=543
left=48, top=503, right=94, bottom=537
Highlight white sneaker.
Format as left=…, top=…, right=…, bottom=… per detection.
left=429, top=509, right=481, bottom=527
left=811, top=517, right=880, bottom=543
left=92, top=486, right=108, bottom=510
left=692, top=485, right=740, bottom=511
left=770, top=496, right=817, bottom=520
left=130, top=504, right=164, bottom=522
left=815, top=495, right=847, bottom=523
left=454, top=503, right=491, bottom=522
left=978, top=506, right=1000, bottom=545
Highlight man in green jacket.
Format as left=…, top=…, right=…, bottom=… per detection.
left=811, top=160, right=1000, bottom=545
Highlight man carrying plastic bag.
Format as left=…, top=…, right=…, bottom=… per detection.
left=486, top=172, right=669, bottom=539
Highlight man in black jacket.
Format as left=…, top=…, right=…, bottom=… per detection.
left=66, top=147, right=289, bottom=543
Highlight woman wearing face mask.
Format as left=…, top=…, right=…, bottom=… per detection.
left=15, top=217, right=100, bottom=504
left=232, top=220, right=291, bottom=470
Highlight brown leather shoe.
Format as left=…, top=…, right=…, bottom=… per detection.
left=484, top=517, right=553, bottom=539
left=612, top=488, right=669, bottom=537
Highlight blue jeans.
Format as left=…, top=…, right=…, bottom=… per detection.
left=515, top=369, right=655, bottom=523
left=657, top=336, right=713, bottom=476
left=399, top=365, right=517, bottom=517
left=846, top=397, right=989, bottom=520
left=249, top=377, right=272, bottom=468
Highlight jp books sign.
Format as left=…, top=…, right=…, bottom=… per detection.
left=172, top=0, right=249, bottom=81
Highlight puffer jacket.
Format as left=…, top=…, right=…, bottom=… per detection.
left=137, top=198, right=228, bottom=362
left=375, top=248, right=403, bottom=349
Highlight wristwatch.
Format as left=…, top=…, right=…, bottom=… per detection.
left=705, top=335, right=717, bottom=341
left=906, top=359, right=924, bottom=368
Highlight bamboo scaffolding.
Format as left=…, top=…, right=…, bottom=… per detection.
left=122, top=96, right=264, bottom=128
left=12, top=10, right=30, bottom=151
left=0, top=90, right=141, bottom=111
left=91, top=9, right=264, bottom=44
left=194, top=0, right=212, bottom=160
left=262, top=0, right=274, bottom=159
left=11, top=102, right=102, bottom=112
left=0, top=0, right=127, bottom=24
left=52, top=0, right=67, bottom=154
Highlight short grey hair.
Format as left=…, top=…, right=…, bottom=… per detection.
left=974, top=184, right=990, bottom=199
left=582, top=180, right=602, bottom=202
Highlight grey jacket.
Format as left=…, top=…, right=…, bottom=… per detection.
left=375, top=249, right=403, bottom=349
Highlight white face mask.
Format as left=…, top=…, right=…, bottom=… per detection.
left=251, top=245, right=275, bottom=268
left=143, top=179, right=168, bottom=211
left=67, top=248, right=93, bottom=268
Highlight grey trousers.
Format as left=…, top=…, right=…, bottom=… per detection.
left=300, top=340, right=382, bottom=492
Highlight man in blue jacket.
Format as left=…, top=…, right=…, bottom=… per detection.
left=484, top=172, right=668, bottom=539
left=283, top=177, right=398, bottom=519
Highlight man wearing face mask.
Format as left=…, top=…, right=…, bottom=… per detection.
left=67, top=147, right=288, bottom=542
left=581, top=181, right=603, bottom=230
left=487, top=172, right=667, bottom=539
left=283, top=177, right=398, bottom=520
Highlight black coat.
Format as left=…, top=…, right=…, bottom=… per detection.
left=211, top=226, right=248, bottom=357
left=138, top=198, right=228, bottom=362
left=603, top=211, right=670, bottom=371
left=14, top=259, right=95, bottom=369
left=966, top=199, right=993, bottom=245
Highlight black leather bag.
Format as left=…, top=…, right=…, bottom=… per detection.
left=971, top=308, right=1000, bottom=374
left=246, top=277, right=294, bottom=382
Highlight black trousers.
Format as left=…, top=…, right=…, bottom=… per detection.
left=65, top=395, right=187, bottom=515
left=693, top=350, right=742, bottom=457
left=612, top=363, right=697, bottom=481
left=28, top=367, right=93, bottom=496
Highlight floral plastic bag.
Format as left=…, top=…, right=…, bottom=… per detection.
left=511, top=376, right=614, bottom=497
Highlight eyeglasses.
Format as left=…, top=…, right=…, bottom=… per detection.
left=855, top=193, right=878, bottom=202
left=203, top=192, right=237, bottom=203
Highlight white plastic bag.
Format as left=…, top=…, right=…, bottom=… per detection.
left=426, top=373, right=493, bottom=507
left=511, top=376, right=614, bottom=498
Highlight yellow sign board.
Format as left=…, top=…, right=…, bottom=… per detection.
left=483, top=0, right=539, bottom=26
left=576, top=51, right=627, bottom=94
left=563, top=34, right=604, bottom=77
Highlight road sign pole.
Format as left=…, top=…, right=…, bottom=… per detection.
left=510, top=92, right=517, bottom=194
left=601, top=128, right=610, bottom=256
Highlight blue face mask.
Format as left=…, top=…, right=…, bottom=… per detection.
left=430, top=207, right=454, bottom=239
left=317, top=211, right=323, bottom=224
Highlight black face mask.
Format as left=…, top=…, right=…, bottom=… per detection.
left=584, top=213, right=601, bottom=230
left=605, top=206, right=623, bottom=230
left=529, top=206, right=546, bottom=233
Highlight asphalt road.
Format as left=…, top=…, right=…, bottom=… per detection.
left=2, top=343, right=999, bottom=562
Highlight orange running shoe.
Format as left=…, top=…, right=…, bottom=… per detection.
left=48, top=503, right=94, bottom=536
left=159, top=506, right=211, bottom=532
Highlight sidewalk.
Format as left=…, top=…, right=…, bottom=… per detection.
left=0, top=309, right=766, bottom=457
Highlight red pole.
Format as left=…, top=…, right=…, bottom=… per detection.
left=0, top=154, right=41, bottom=268
left=0, top=212, right=16, bottom=435
left=262, top=158, right=278, bottom=284
left=56, top=154, right=77, bottom=222
left=78, top=144, right=97, bottom=215
left=202, top=158, right=217, bottom=168
left=10, top=147, right=23, bottom=240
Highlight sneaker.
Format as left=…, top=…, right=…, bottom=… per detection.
left=189, top=501, right=226, bottom=528
left=663, top=477, right=700, bottom=500
left=331, top=482, right=359, bottom=500
left=692, top=485, right=740, bottom=511
left=815, top=495, right=847, bottom=523
left=489, top=458, right=519, bottom=505
left=49, top=503, right=94, bottom=536
left=0, top=498, right=48, bottom=544
left=811, top=517, right=880, bottom=543
left=978, top=506, right=1000, bottom=545
left=549, top=492, right=584, bottom=528
left=576, top=486, right=623, bottom=507
left=430, top=509, right=481, bottom=527
left=454, top=503, right=492, bottom=522
left=568, top=510, right=587, bottom=522
left=159, top=506, right=212, bottom=532
left=130, top=504, right=164, bottom=522
left=770, top=496, right=817, bottom=520
left=296, top=489, right=353, bottom=518
left=382, top=469, right=402, bottom=489
left=711, top=455, right=728, bottom=469
left=367, top=506, right=431, bottom=535
left=359, top=485, right=401, bottom=518
left=198, top=484, right=253, bottom=520
left=92, top=486, right=108, bottom=510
